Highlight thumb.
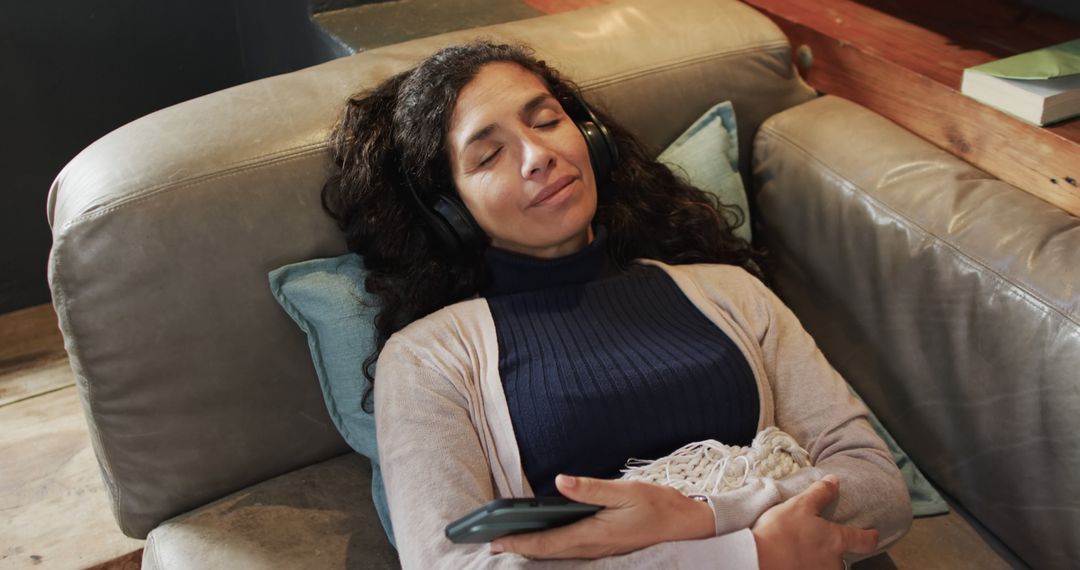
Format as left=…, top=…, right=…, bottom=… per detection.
left=794, top=475, right=840, bottom=514
left=554, top=474, right=627, bottom=507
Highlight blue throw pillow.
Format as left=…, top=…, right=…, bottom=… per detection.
left=658, top=100, right=752, bottom=242
left=268, top=255, right=395, bottom=546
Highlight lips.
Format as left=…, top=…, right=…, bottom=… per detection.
left=528, top=175, right=577, bottom=207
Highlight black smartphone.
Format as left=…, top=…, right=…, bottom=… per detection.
left=445, top=497, right=603, bottom=543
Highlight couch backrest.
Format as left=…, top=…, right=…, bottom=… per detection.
left=754, top=95, right=1080, bottom=569
left=47, top=0, right=814, bottom=538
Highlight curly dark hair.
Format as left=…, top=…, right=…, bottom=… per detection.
left=322, top=40, right=761, bottom=390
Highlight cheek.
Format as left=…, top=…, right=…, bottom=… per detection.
left=457, top=172, right=520, bottom=227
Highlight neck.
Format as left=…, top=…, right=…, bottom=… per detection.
left=491, top=226, right=595, bottom=259
left=482, top=226, right=615, bottom=296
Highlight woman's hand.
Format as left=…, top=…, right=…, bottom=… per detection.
left=752, top=475, right=879, bottom=570
left=490, top=474, right=715, bottom=559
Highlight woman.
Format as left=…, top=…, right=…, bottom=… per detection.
left=323, top=41, right=911, bottom=568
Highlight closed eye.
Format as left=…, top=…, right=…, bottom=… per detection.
left=478, top=147, right=502, bottom=167
left=535, top=119, right=560, bottom=129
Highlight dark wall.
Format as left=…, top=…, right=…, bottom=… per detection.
left=1025, top=0, right=1080, bottom=21
left=310, top=0, right=383, bottom=13
left=1, top=0, right=344, bottom=315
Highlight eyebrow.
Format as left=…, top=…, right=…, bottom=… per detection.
left=461, top=93, right=555, bottom=149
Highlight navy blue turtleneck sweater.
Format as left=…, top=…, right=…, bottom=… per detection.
left=483, top=229, right=760, bottom=496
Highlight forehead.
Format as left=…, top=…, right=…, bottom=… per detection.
left=448, top=63, right=552, bottom=136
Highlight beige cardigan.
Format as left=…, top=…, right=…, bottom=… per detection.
left=375, top=261, right=912, bottom=568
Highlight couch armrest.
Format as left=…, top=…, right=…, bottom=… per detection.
left=754, top=95, right=1080, bottom=569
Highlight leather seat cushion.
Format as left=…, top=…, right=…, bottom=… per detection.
left=143, top=454, right=397, bottom=570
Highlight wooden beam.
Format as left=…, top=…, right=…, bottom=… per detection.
left=743, top=0, right=1080, bottom=219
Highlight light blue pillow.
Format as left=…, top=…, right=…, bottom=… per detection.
left=658, top=100, right=752, bottom=242
left=268, top=255, right=395, bottom=546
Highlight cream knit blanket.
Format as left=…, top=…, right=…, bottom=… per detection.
left=619, top=427, right=811, bottom=495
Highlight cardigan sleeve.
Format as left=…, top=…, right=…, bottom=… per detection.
left=694, top=268, right=912, bottom=556
left=376, top=330, right=761, bottom=569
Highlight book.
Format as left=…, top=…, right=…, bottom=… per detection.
left=961, top=39, right=1080, bottom=126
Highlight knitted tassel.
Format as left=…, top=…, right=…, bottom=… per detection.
left=619, top=427, right=811, bottom=495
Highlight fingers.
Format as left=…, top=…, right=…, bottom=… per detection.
left=493, top=526, right=557, bottom=558
left=554, top=474, right=630, bottom=508
left=492, top=475, right=640, bottom=559
left=797, top=475, right=878, bottom=554
left=490, top=475, right=611, bottom=558
left=838, top=524, right=879, bottom=555
left=493, top=518, right=596, bottom=559
left=793, top=474, right=840, bottom=514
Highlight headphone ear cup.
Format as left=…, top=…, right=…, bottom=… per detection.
left=423, top=199, right=465, bottom=257
left=404, top=172, right=486, bottom=256
left=432, top=195, right=486, bottom=254
left=559, top=92, right=619, bottom=183
left=578, top=119, right=615, bottom=183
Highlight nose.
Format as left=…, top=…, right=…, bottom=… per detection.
left=519, top=133, right=556, bottom=179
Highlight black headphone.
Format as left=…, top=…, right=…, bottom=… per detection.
left=406, top=90, right=619, bottom=258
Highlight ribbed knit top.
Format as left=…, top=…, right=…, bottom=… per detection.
left=483, top=230, right=760, bottom=496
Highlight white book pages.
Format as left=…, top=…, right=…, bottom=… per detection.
left=962, top=69, right=1080, bottom=125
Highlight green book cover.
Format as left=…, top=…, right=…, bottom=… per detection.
left=968, top=38, right=1080, bottom=80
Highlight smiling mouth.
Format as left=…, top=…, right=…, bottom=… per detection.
left=529, top=175, right=577, bottom=207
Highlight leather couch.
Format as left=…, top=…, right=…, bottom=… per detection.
left=47, top=0, right=1079, bottom=567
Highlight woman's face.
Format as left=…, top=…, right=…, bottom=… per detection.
left=446, top=62, right=597, bottom=259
